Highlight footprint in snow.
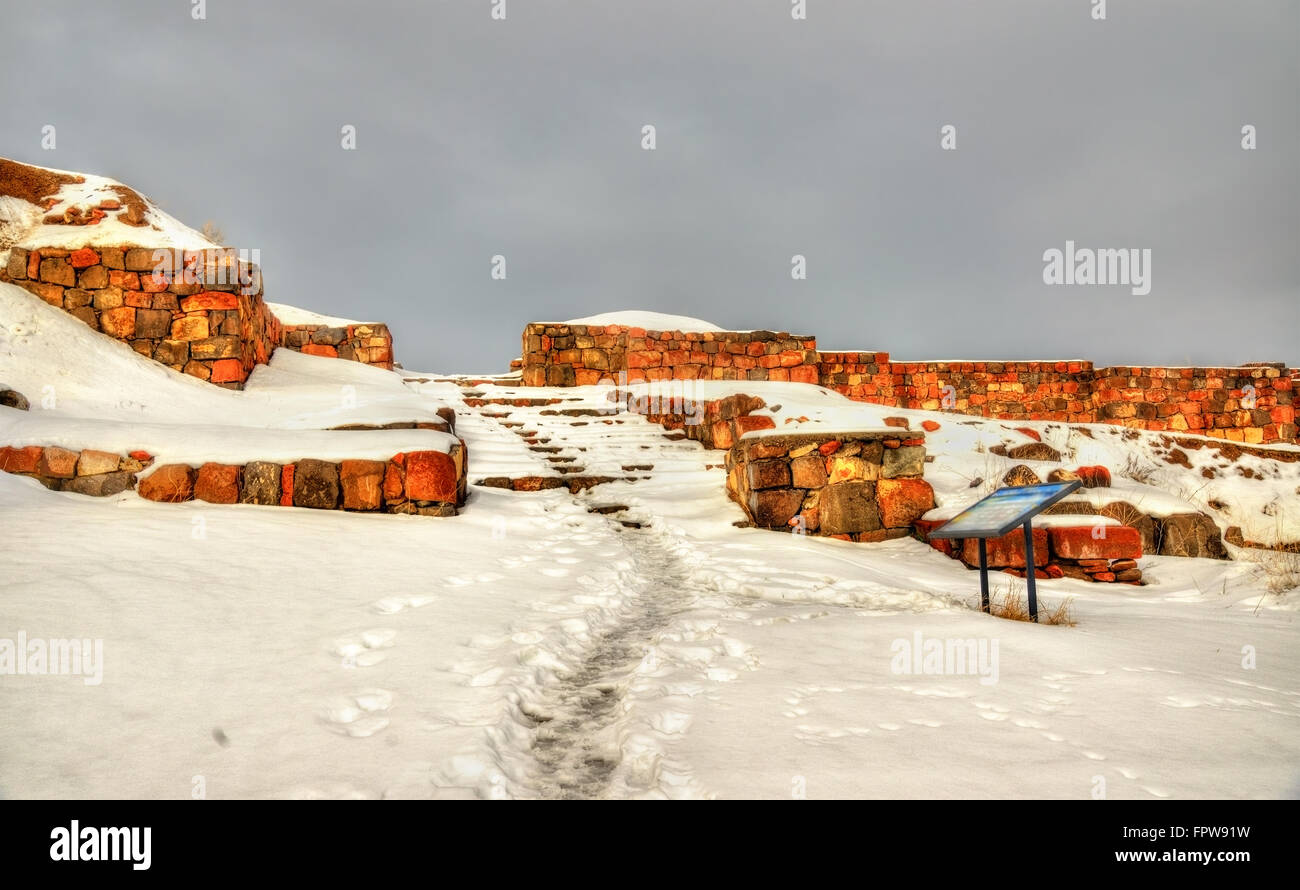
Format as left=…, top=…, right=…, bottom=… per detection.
left=371, top=594, right=436, bottom=614
left=332, top=628, right=397, bottom=667
left=320, top=688, right=393, bottom=738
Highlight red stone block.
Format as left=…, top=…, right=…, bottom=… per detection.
left=818, top=439, right=842, bottom=456
left=129, top=450, right=153, bottom=462
left=340, top=459, right=385, bottom=511
left=711, top=419, right=734, bottom=450
left=1075, top=465, right=1112, bottom=488
left=1014, top=427, right=1040, bottom=441
left=0, top=445, right=43, bottom=474
left=209, top=359, right=245, bottom=383
left=140, top=272, right=169, bottom=293
left=108, top=270, right=140, bottom=289
left=1090, top=572, right=1117, bottom=583
left=138, top=464, right=195, bottom=502
left=790, top=365, right=819, bottom=384
left=732, top=415, right=775, bottom=435
left=194, top=462, right=240, bottom=503
left=301, top=344, right=338, bottom=358
left=277, top=464, right=295, bottom=506
left=383, top=459, right=405, bottom=502
left=180, top=291, right=239, bottom=311
left=38, top=446, right=79, bottom=478
left=960, top=527, right=1049, bottom=568
left=69, top=248, right=99, bottom=269
left=1048, top=525, right=1142, bottom=560
left=876, top=478, right=936, bottom=528
left=26, top=250, right=40, bottom=279
left=404, top=450, right=459, bottom=502
left=921, top=420, right=941, bottom=432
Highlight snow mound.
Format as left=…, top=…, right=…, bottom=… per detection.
left=0, top=156, right=218, bottom=252
left=563, top=310, right=726, bottom=332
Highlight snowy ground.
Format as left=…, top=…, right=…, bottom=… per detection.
left=1, top=287, right=1298, bottom=799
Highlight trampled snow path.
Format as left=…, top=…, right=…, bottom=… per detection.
left=416, top=379, right=1300, bottom=799
left=525, top=525, right=704, bottom=798
left=432, top=381, right=958, bottom=798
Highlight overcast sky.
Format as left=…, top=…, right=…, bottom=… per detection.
left=6, top=1, right=1297, bottom=372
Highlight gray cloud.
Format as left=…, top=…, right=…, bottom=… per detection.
left=5, top=0, right=1296, bottom=372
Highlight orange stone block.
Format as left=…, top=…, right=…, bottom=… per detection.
left=209, top=359, right=246, bottom=384
left=193, top=463, right=240, bottom=503
left=69, top=248, right=100, bottom=269
left=181, top=291, right=239, bottom=311
left=404, top=450, right=459, bottom=503
left=0, top=445, right=43, bottom=474
left=138, top=464, right=196, bottom=502
left=171, top=316, right=210, bottom=341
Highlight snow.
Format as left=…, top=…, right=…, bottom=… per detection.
left=562, top=310, right=727, bottom=332
left=1, top=162, right=218, bottom=252
left=266, top=302, right=368, bottom=328
left=2, top=288, right=1299, bottom=799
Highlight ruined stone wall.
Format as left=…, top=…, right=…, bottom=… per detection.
left=1090, top=364, right=1295, bottom=443
left=2, top=246, right=280, bottom=388
left=520, top=323, right=820, bottom=386
left=725, top=430, right=934, bottom=542
left=280, top=322, right=394, bottom=371
left=819, top=352, right=1294, bottom=443
left=2, top=244, right=397, bottom=386
left=520, top=323, right=1299, bottom=445
left=0, top=442, right=467, bottom=515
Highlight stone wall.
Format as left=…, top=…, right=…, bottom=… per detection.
left=520, top=323, right=820, bottom=386
left=725, top=430, right=934, bottom=541
left=816, top=351, right=894, bottom=403
left=630, top=391, right=776, bottom=449
left=1090, top=364, right=1294, bottom=443
left=2, top=245, right=397, bottom=387
left=281, top=321, right=394, bottom=371
left=516, top=324, right=1297, bottom=444
left=3, top=246, right=280, bottom=388
left=818, top=354, right=1293, bottom=443
left=0, top=442, right=467, bottom=514
left=916, top=517, right=1145, bottom=584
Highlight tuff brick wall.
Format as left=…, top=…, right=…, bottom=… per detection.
left=2, top=246, right=279, bottom=388
left=520, top=323, right=820, bottom=386
left=819, top=354, right=1295, bottom=444
left=893, top=360, right=1096, bottom=422
left=725, top=430, right=934, bottom=541
left=523, top=324, right=1299, bottom=444
left=2, top=245, right=397, bottom=386
left=0, top=443, right=467, bottom=514
left=916, top=517, right=1145, bottom=584
left=281, top=322, right=394, bottom=370
left=1090, top=364, right=1294, bottom=443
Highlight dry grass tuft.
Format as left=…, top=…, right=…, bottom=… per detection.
left=988, top=583, right=1076, bottom=625
left=1120, top=453, right=1159, bottom=485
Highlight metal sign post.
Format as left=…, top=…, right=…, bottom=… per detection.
left=928, top=481, right=1082, bottom=623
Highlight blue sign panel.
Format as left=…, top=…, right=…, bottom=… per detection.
left=928, top=481, right=1082, bottom=540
